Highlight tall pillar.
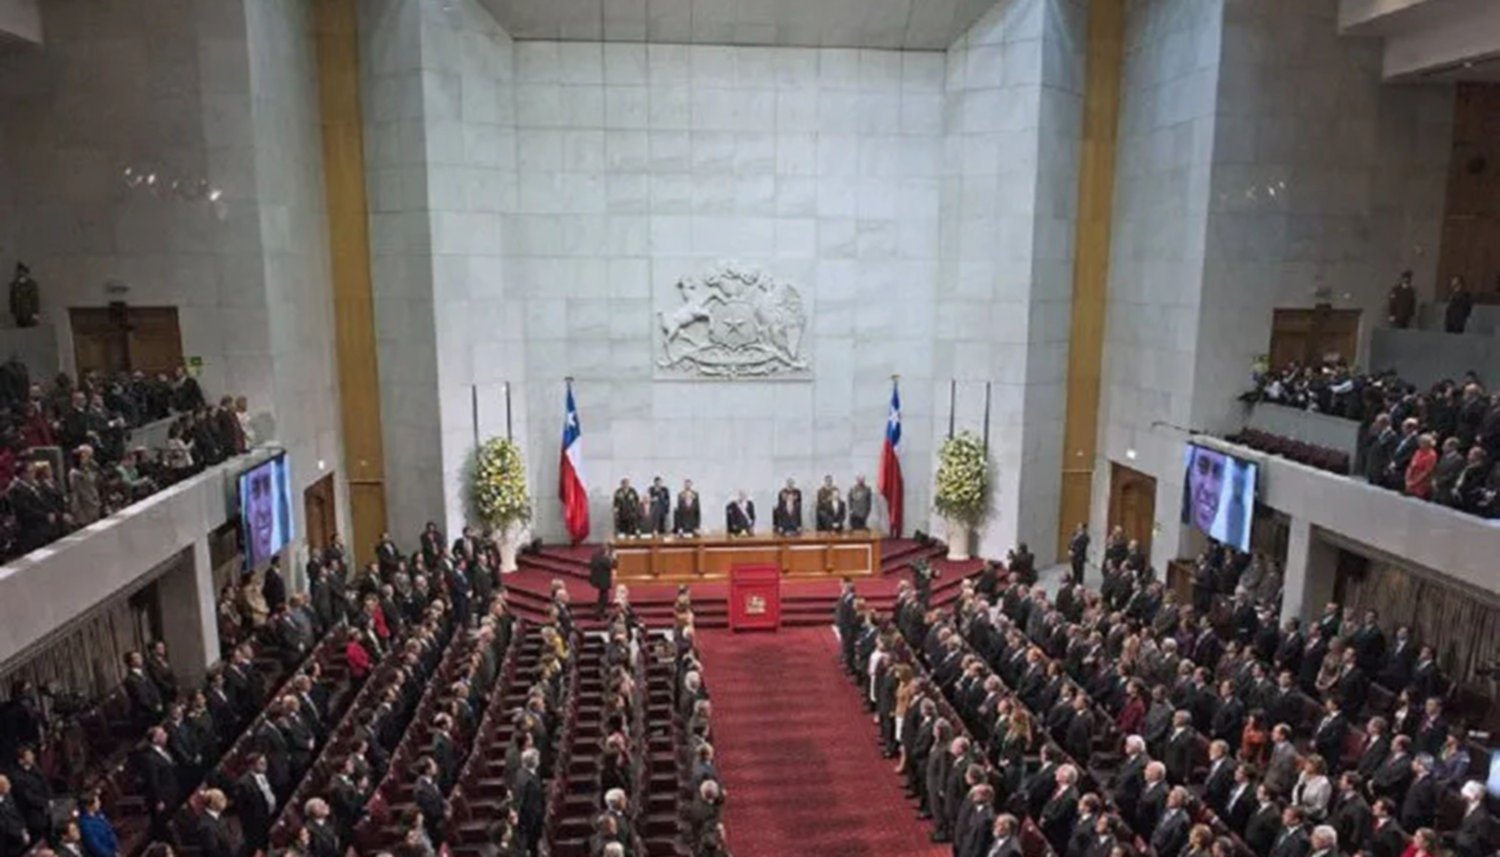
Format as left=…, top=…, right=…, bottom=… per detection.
left=1281, top=517, right=1338, bottom=625
left=314, top=0, right=388, bottom=564
left=155, top=542, right=221, bottom=686
left=1057, top=0, right=1124, bottom=561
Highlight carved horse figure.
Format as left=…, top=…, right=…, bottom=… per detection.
left=658, top=277, right=711, bottom=362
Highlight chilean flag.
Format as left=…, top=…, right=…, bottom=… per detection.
left=879, top=380, right=904, bottom=537
left=558, top=383, right=590, bottom=544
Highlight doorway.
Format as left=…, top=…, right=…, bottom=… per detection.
left=69, top=305, right=185, bottom=377
left=303, top=473, right=337, bottom=558
left=1267, top=305, right=1361, bottom=369
left=1107, top=461, right=1157, bottom=557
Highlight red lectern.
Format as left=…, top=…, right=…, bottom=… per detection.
left=728, top=564, right=781, bottom=632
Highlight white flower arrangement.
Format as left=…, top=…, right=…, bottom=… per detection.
left=934, top=431, right=989, bottom=527
left=473, top=437, right=531, bottom=531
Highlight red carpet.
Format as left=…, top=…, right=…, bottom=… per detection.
left=696, top=626, right=950, bottom=857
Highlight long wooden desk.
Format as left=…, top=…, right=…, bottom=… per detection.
left=611, top=532, right=881, bottom=583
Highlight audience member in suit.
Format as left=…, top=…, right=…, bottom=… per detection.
left=985, top=813, right=1022, bottom=857
left=1149, top=786, right=1191, bottom=857
left=1329, top=772, right=1372, bottom=854
left=516, top=748, right=546, bottom=856
left=953, top=783, right=996, bottom=857
left=1224, top=764, right=1257, bottom=832
left=1312, top=698, right=1348, bottom=774
left=1267, top=806, right=1310, bottom=857
left=1203, top=739, right=1237, bottom=815
left=136, top=728, right=179, bottom=843
left=235, top=754, right=277, bottom=855
left=1380, top=626, right=1416, bottom=690
left=1113, top=736, right=1149, bottom=823
left=1409, top=648, right=1443, bottom=702
left=1210, top=680, right=1245, bottom=743
left=1134, top=761, right=1169, bottom=835
left=1333, top=648, right=1369, bottom=714
left=1454, top=780, right=1495, bottom=857
left=123, top=651, right=165, bottom=730
left=304, top=797, right=341, bottom=857
left=1038, top=765, right=1079, bottom=851
left=145, top=641, right=179, bottom=703
left=1163, top=710, right=1200, bottom=785
left=1372, top=735, right=1415, bottom=802
left=1264, top=724, right=1301, bottom=797
left=1413, top=697, right=1448, bottom=758
left=261, top=556, right=287, bottom=614
left=1305, top=824, right=1339, bottom=857
left=413, top=758, right=448, bottom=846
left=1243, top=784, right=1283, bottom=856
left=194, top=789, right=240, bottom=857
left=1399, top=754, right=1439, bottom=832
left=7, top=747, right=50, bottom=843
left=1357, top=716, right=1392, bottom=782
left=1369, top=798, right=1407, bottom=857
left=0, top=775, right=30, bottom=857
left=1066, top=793, right=1101, bottom=857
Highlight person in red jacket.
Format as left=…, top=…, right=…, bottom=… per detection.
left=1115, top=679, right=1147, bottom=738
left=1404, top=434, right=1438, bottom=499
left=345, top=629, right=372, bottom=682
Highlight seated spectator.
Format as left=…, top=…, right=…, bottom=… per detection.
left=76, top=792, right=118, bottom=857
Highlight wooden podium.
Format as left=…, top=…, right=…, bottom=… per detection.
left=611, top=532, right=881, bottom=584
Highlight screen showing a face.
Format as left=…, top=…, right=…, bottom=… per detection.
left=1180, top=444, right=1257, bottom=551
left=239, top=455, right=292, bottom=569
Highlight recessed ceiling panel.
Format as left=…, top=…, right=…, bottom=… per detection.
left=481, top=0, right=1003, bottom=49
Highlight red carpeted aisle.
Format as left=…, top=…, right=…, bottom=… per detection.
left=696, top=626, right=950, bottom=857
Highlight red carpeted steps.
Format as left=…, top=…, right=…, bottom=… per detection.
left=695, top=626, right=951, bottom=856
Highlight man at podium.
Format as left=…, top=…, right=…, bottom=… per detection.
left=726, top=491, right=755, bottom=535
left=773, top=478, right=803, bottom=535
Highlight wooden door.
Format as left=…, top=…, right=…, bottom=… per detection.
left=1108, top=461, right=1156, bottom=557
left=69, top=306, right=184, bottom=377
left=303, top=473, right=337, bottom=557
left=1268, top=306, right=1362, bottom=368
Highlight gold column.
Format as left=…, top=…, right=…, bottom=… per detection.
left=314, top=0, right=387, bottom=565
left=1056, top=0, right=1124, bottom=560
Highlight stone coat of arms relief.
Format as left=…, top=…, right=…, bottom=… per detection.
left=655, top=263, right=811, bottom=380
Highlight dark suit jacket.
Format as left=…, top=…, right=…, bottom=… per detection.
left=137, top=748, right=179, bottom=808
left=1455, top=806, right=1493, bottom=857
left=1163, top=727, right=1200, bottom=783
left=1150, top=808, right=1189, bottom=857
left=1330, top=792, right=1372, bottom=854
left=1038, top=787, right=1078, bottom=849
left=1244, top=803, right=1281, bottom=856
left=725, top=500, right=755, bottom=534
left=1225, top=783, right=1254, bottom=832
left=1369, top=819, right=1406, bottom=857
left=1399, top=773, right=1438, bottom=831
left=195, top=813, right=238, bottom=857
left=1204, top=758, right=1236, bottom=812
left=1267, top=825, right=1310, bottom=857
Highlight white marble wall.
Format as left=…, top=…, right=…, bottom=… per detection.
left=1093, top=0, right=1225, bottom=568
left=245, top=0, right=347, bottom=540
left=361, top=0, right=446, bottom=540
left=0, top=0, right=344, bottom=554
left=1093, top=0, right=1455, bottom=569
left=939, top=0, right=1085, bottom=559
left=1191, top=0, right=1452, bottom=432
left=506, top=42, right=946, bottom=541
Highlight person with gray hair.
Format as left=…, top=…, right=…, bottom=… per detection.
left=516, top=747, right=545, bottom=856
left=1456, top=780, right=1495, bottom=857
left=1308, top=824, right=1338, bottom=856
left=1401, top=753, right=1439, bottom=832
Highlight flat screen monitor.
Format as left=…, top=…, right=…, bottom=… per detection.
left=238, top=454, right=293, bottom=569
left=1180, top=443, right=1258, bottom=552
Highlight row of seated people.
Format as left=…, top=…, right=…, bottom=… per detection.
left=837, top=579, right=1062, bottom=857
left=902, top=558, right=1494, bottom=857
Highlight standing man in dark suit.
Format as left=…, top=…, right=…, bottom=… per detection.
left=725, top=491, right=755, bottom=535
left=1454, top=780, right=1495, bottom=857
left=136, top=728, right=179, bottom=844
left=261, top=555, right=287, bottom=614
left=588, top=544, right=616, bottom=620
left=123, top=651, right=165, bottom=730
left=1163, top=711, right=1200, bottom=785
left=1244, top=784, right=1282, bottom=856
left=1067, top=523, right=1089, bottom=582
left=1203, top=740, right=1237, bottom=815
left=1150, top=787, right=1191, bottom=857
left=1224, top=765, right=1257, bottom=833
left=1313, top=698, right=1348, bottom=773
left=6, top=748, right=48, bottom=846
left=1369, top=798, right=1406, bottom=857
left=1268, top=806, right=1310, bottom=857
left=1330, top=772, right=1373, bottom=855
left=1038, top=765, right=1079, bottom=851
left=647, top=477, right=670, bottom=535
left=773, top=478, right=803, bottom=535
left=413, top=757, right=448, bottom=846
left=1400, top=755, right=1438, bottom=832
left=0, top=775, right=31, bottom=857
left=236, top=754, right=277, bottom=856
left=673, top=479, right=701, bottom=535
left=986, top=813, right=1021, bottom=857
left=835, top=580, right=858, bottom=675
left=515, top=749, right=545, bottom=857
